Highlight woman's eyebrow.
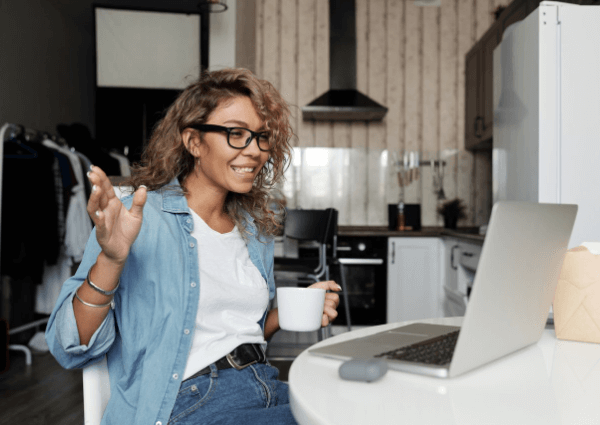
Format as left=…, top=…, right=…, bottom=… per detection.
left=223, top=119, right=249, bottom=127
left=223, top=120, right=268, bottom=132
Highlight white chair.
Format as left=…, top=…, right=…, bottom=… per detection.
left=83, top=356, right=111, bottom=425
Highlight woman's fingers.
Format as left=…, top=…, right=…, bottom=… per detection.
left=325, top=293, right=340, bottom=307
left=129, top=185, right=147, bottom=219
left=87, top=182, right=102, bottom=223
left=322, top=289, right=341, bottom=326
left=308, top=280, right=342, bottom=292
left=322, top=301, right=339, bottom=326
left=92, top=165, right=116, bottom=199
left=87, top=166, right=116, bottom=211
left=307, top=281, right=342, bottom=327
left=324, top=297, right=339, bottom=317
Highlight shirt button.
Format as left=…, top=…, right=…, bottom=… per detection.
left=191, top=282, right=197, bottom=288
left=184, top=329, right=190, bottom=335
left=173, top=373, right=179, bottom=380
left=186, top=218, right=191, bottom=224
left=156, top=422, right=162, bottom=425
left=189, top=242, right=195, bottom=248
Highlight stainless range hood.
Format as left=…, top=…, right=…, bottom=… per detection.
left=302, top=0, right=388, bottom=122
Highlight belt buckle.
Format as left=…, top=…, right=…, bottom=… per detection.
left=225, top=344, right=264, bottom=370
left=226, top=353, right=257, bottom=370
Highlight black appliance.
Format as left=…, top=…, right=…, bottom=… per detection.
left=330, top=236, right=388, bottom=327
left=388, top=204, right=422, bottom=231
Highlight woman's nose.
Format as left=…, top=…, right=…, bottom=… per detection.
left=242, top=136, right=262, bottom=155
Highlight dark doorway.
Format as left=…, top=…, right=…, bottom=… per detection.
left=95, top=87, right=180, bottom=164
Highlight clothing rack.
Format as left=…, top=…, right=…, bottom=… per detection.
left=0, top=122, right=66, bottom=365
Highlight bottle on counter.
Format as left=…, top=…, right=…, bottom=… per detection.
left=397, top=201, right=406, bottom=231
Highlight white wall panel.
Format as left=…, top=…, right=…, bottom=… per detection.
left=96, top=8, right=200, bottom=89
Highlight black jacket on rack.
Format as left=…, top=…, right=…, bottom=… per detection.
left=1, top=139, right=61, bottom=282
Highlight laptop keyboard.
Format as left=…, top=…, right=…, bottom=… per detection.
left=374, top=330, right=460, bottom=366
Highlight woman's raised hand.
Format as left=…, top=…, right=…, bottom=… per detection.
left=86, top=166, right=147, bottom=265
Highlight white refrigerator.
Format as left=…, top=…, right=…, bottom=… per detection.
left=493, top=1, right=600, bottom=249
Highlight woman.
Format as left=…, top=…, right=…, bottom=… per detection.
left=46, top=68, right=341, bottom=425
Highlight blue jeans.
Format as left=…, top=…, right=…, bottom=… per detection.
left=168, top=362, right=298, bottom=425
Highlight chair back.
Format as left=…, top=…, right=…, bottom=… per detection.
left=284, top=208, right=336, bottom=244
left=83, top=356, right=111, bottom=425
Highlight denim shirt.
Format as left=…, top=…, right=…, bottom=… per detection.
left=45, top=179, right=275, bottom=425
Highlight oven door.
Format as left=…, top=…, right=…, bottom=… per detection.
left=330, top=258, right=387, bottom=328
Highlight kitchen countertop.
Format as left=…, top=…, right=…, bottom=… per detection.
left=338, top=226, right=485, bottom=244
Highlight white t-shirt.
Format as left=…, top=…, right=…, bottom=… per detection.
left=183, top=210, right=269, bottom=380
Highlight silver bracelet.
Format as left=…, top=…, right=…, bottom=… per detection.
left=75, top=287, right=114, bottom=308
left=86, top=266, right=120, bottom=296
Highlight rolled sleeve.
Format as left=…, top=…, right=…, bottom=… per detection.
left=54, top=291, right=116, bottom=356
left=45, top=227, right=117, bottom=369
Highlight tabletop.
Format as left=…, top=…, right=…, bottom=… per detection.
left=288, top=317, right=600, bottom=425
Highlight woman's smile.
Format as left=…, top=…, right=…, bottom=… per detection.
left=231, top=165, right=257, bottom=175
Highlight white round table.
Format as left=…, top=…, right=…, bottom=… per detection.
left=289, top=317, right=600, bottom=425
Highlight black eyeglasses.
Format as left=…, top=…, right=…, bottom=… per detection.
left=190, top=124, right=272, bottom=152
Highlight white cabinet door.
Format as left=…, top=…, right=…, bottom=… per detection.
left=387, top=238, right=444, bottom=323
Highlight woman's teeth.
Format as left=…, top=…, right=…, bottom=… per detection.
left=232, top=167, right=255, bottom=173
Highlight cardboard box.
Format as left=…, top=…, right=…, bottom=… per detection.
left=554, top=243, right=600, bottom=344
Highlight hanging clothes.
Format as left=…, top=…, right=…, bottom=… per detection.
left=56, top=123, right=122, bottom=176
left=1, top=123, right=118, bottom=316
left=109, top=150, right=131, bottom=176
left=1, top=135, right=61, bottom=282
left=43, top=138, right=92, bottom=262
left=35, top=139, right=93, bottom=314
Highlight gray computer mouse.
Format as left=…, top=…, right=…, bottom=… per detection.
left=338, top=358, right=388, bottom=382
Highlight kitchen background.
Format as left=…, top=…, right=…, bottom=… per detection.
left=0, top=0, right=500, bottom=229
left=251, top=0, right=498, bottom=227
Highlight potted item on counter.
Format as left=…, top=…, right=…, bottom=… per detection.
left=437, top=198, right=467, bottom=229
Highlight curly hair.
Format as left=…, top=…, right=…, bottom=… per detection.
left=122, top=68, right=293, bottom=238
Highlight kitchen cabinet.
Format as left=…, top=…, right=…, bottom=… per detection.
left=387, top=238, right=444, bottom=323
left=502, top=0, right=529, bottom=32
left=464, top=27, right=499, bottom=150
left=464, top=0, right=596, bottom=151
left=442, top=239, right=460, bottom=294
left=442, top=239, right=483, bottom=317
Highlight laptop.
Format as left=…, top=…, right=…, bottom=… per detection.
left=310, top=201, right=577, bottom=378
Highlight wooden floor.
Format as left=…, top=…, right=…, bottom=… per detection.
left=0, top=350, right=84, bottom=425
left=0, top=349, right=293, bottom=424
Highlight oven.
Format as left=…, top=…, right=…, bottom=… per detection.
left=330, top=236, right=388, bottom=329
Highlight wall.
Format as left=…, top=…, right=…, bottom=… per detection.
left=210, top=0, right=237, bottom=69
left=209, top=0, right=257, bottom=72
left=235, top=0, right=257, bottom=73
left=0, top=0, right=94, bottom=134
left=254, top=0, right=507, bottom=226
left=0, top=0, right=237, bottom=136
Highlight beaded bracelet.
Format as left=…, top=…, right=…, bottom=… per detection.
left=75, top=286, right=114, bottom=308
left=86, top=266, right=120, bottom=296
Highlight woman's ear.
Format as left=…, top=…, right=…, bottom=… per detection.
left=182, top=128, right=201, bottom=158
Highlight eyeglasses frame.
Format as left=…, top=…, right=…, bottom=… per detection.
left=189, top=124, right=272, bottom=152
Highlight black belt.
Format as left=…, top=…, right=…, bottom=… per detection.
left=183, top=343, right=266, bottom=382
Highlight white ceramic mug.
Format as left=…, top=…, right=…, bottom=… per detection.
left=277, top=287, right=326, bottom=332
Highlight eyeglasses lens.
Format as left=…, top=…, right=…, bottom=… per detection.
left=228, top=128, right=271, bottom=151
